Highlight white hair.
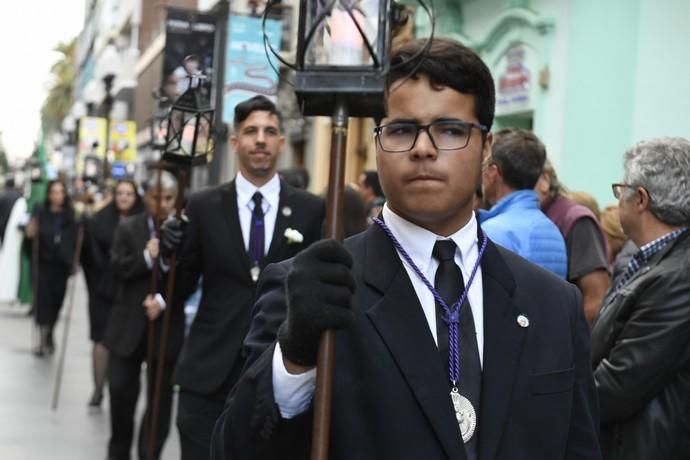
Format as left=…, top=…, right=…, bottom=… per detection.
left=623, top=137, right=690, bottom=226
left=145, top=170, right=178, bottom=195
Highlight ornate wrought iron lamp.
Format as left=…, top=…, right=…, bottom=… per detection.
left=149, top=102, right=170, bottom=153
left=162, top=56, right=215, bottom=166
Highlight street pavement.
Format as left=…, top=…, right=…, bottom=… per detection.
left=0, top=272, right=180, bottom=460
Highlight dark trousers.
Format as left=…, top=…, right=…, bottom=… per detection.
left=177, top=361, right=242, bottom=460
left=177, top=389, right=226, bottom=460
left=35, top=263, right=69, bottom=326
left=108, top=338, right=175, bottom=460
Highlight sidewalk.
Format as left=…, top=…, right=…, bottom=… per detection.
left=0, top=273, right=180, bottom=460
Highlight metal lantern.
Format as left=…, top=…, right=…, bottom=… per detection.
left=294, top=0, right=395, bottom=118
left=163, top=61, right=215, bottom=166
left=29, top=158, right=42, bottom=183
left=149, top=105, right=170, bottom=151
left=82, top=154, right=102, bottom=183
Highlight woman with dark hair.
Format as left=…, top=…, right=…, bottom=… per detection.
left=83, top=179, right=144, bottom=408
left=25, top=180, right=77, bottom=356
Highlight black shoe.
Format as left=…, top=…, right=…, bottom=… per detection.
left=46, top=328, right=55, bottom=353
left=88, top=390, right=103, bottom=408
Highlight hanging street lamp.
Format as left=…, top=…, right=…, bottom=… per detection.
left=149, top=104, right=170, bottom=153
left=97, top=43, right=121, bottom=179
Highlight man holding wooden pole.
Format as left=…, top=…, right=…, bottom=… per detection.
left=211, top=38, right=601, bottom=460
left=104, top=171, right=183, bottom=460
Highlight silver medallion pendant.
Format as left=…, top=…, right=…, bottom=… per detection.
left=450, top=387, right=476, bottom=443
left=250, top=265, right=261, bottom=283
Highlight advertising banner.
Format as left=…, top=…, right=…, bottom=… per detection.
left=223, top=15, right=283, bottom=123
left=161, top=8, right=217, bottom=102
left=109, top=120, right=137, bottom=163
left=77, top=116, right=106, bottom=158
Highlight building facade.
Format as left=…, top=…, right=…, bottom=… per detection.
left=62, top=0, right=690, bottom=206
left=411, top=0, right=690, bottom=206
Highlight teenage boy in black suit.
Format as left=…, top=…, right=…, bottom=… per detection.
left=162, top=96, right=325, bottom=459
left=104, top=170, right=182, bottom=460
left=212, top=38, right=601, bottom=460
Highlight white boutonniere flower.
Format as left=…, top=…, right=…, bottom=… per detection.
left=284, top=228, right=304, bottom=244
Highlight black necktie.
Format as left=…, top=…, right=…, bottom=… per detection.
left=248, top=192, right=265, bottom=267
left=432, top=240, right=481, bottom=459
left=433, top=240, right=459, bottom=376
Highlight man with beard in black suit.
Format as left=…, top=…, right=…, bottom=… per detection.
left=162, top=95, right=325, bottom=459
left=104, top=171, right=181, bottom=460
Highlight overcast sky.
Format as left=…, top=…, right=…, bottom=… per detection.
left=0, top=0, right=85, bottom=162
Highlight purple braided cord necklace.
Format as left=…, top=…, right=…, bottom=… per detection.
left=373, top=217, right=488, bottom=386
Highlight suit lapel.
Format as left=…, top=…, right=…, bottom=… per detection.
left=477, top=242, right=528, bottom=460
left=220, top=180, right=252, bottom=279
left=363, top=225, right=467, bottom=460
left=264, top=180, right=293, bottom=265
left=137, top=213, right=151, bottom=243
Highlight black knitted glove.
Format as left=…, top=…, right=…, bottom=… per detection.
left=278, top=239, right=356, bottom=367
left=160, top=215, right=187, bottom=258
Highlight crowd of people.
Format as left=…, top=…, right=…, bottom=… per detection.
left=0, top=36, right=688, bottom=460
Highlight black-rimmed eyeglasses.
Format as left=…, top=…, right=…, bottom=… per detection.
left=611, top=183, right=632, bottom=199
left=374, top=119, right=488, bottom=153
left=612, top=183, right=652, bottom=201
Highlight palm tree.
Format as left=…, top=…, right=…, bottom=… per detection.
left=41, top=39, right=77, bottom=133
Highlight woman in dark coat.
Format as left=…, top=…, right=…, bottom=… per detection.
left=83, top=179, right=143, bottom=407
left=25, top=180, right=77, bottom=356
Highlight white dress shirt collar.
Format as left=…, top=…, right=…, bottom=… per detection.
left=381, top=203, right=479, bottom=273
left=236, top=171, right=281, bottom=211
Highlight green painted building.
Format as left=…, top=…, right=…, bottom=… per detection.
left=412, top=0, right=690, bottom=207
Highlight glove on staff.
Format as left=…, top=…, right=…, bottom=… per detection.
left=278, top=239, right=356, bottom=367
left=160, top=215, right=188, bottom=258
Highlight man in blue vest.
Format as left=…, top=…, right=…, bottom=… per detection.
left=480, top=128, right=567, bottom=278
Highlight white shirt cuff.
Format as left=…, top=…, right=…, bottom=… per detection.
left=143, top=249, right=153, bottom=269
left=272, top=342, right=317, bottom=419
left=154, top=293, right=166, bottom=310
left=159, top=257, right=170, bottom=273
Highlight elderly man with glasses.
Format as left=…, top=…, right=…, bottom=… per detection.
left=591, top=137, right=690, bottom=460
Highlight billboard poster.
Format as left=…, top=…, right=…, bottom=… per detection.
left=161, top=8, right=217, bottom=102
left=109, top=120, right=137, bottom=163
left=223, top=15, right=283, bottom=123
left=495, top=45, right=535, bottom=116
left=78, top=116, right=106, bottom=158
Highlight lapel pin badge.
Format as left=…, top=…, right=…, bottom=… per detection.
left=517, top=314, right=530, bottom=328
left=281, top=206, right=292, bottom=217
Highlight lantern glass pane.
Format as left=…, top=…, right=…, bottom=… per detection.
left=84, top=160, right=98, bottom=179
left=153, top=117, right=169, bottom=149
left=192, top=115, right=213, bottom=156
left=166, top=107, right=193, bottom=156
left=30, top=167, right=41, bottom=181
left=305, top=0, right=380, bottom=67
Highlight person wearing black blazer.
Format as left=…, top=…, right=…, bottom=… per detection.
left=211, top=39, right=600, bottom=460
left=83, top=179, right=144, bottom=408
left=25, top=180, right=77, bottom=356
left=103, top=171, right=182, bottom=460
left=165, top=96, right=325, bottom=460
